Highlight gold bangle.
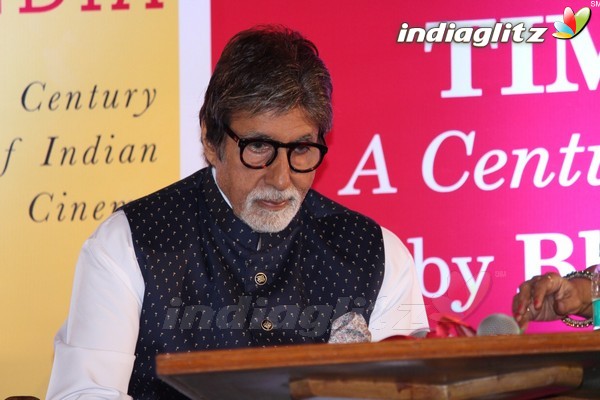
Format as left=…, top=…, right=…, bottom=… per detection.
left=563, top=270, right=594, bottom=280
left=561, top=271, right=593, bottom=328
left=561, top=316, right=593, bottom=328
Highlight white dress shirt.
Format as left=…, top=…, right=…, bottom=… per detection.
left=47, top=207, right=428, bottom=399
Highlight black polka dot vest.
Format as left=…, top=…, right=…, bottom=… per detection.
left=121, top=167, right=385, bottom=399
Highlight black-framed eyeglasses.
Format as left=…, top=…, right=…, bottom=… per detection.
left=224, top=125, right=328, bottom=173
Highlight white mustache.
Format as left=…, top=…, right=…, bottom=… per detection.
left=248, top=187, right=299, bottom=204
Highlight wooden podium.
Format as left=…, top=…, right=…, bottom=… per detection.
left=156, top=332, right=600, bottom=399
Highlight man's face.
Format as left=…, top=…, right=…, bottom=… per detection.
left=204, top=108, right=319, bottom=232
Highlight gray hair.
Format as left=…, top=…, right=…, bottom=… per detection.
left=199, top=25, right=333, bottom=156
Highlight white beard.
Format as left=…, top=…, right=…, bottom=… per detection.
left=240, top=186, right=302, bottom=233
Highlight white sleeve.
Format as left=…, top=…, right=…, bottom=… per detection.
left=46, top=210, right=144, bottom=400
left=368, top=227, right=429, bottom=341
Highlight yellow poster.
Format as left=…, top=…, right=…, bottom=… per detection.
left=0, top=1, right=179, bottom=396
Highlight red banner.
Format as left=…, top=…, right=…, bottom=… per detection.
left=210, top=0, right=600, bottom=332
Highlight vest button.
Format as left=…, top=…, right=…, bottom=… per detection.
left=261, top=319, right=273, bottom=331
left=255, top=272, right=267, bottom=285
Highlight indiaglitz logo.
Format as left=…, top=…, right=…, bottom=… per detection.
left=397, top=6, right=593, bottom=47
left=397, top=21, right=547, bottom=47
left=553, top=6, right=592, bottom=39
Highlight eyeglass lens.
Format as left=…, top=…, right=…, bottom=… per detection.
left=242, top=141, right=321, bottom=171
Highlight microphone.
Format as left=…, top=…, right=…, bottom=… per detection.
left=328, top=312, right=372, bottom=343
left=409, top=328, right=430, bottom=338
left=477, top=313, right=521, bottom=336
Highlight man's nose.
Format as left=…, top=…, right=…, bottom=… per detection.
left=264, top=149, right=292, bottom=190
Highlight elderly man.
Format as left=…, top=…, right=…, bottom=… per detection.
left=47, top=25, right=428, bottom=399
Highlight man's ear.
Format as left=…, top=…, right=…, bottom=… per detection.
left=201, top=123, right=218, bottom=166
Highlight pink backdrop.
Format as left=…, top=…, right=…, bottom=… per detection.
left=210, top=0, right=600, bottom=333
